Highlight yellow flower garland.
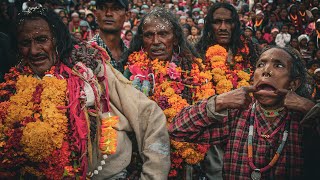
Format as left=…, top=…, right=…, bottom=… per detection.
left=6, top=75, right=68, bottom=162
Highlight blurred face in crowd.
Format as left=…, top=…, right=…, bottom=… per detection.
left=191, top=26, right=198, bottom=36
left=17, top=18, right=57, bottom=76
left=270, top=13, right=277, bottom=22
left=316, top=22, right=320, bottom=32
left=125, top=31, right=133, bottom=41
left=255, top=30, right=262, bottom=39
left=86, top=14, right=94, bottom=23
left=242, top=15, right=249, bottom=24
left=187, top=17, right=194, bottom=26
left=80, top=25, right=88, bottom=32
left=299, top=38, right=308, bottom=47
left=256, top=13, right=263, bottom=20
left=211, top=8, right=235, bottom=48
left=280, top=8, right=288, bottom=18
left=290, top=6, right=297, bottom=14
left=142, top=17, right=177, bottom=61
left=316, top=49, right=320, bottom=60
left=183, top=26, right=190, bottom=37
left=244, top=28, right=252, bottom=37
left=180, top=18, right=186, bottom=25
left=271, top=30, right=279, bottom=39
left=202, top=6, right=207, bottom=15
left=59, top=11, right=66, bottom=17
left=308, top=41, right=315, bottom=51
left=62, top=16, right=68, bottom=25
left=290, top=38, right=299, bottom=49
left=72, top=15, right=80, bottom=23
left=288, top=26, right=296, bottom=35
left=74, top=32, right=82, bottom=40
left=198, top=22, right=204, bottom=30
left=281, top=25, right=288, bottom=33
left=95, top=0, right=128, bottom=33
left=312, top=0, right=319, bottom=7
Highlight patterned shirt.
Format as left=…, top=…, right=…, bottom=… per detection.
left=89, top=34, right=128, bottom=73
left=169, top=98, right=307, bottom=179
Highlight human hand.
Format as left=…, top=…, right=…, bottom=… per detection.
left=275, top=89, right=315, bottom=114
left=215, top=86, right=257, bottom=112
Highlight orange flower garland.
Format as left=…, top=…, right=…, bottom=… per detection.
left=205, top=45, right=252, bottom=94
left=127, top=51, right=213, bottom=177
left=0, top=67, right=79, bottom=178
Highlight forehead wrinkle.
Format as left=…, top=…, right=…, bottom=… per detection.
left=142, top=16, right=173, bottom=32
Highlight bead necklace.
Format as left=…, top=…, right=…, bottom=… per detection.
left=247, top=103, right=290, bottom=180
left=260, top=106, right=284, bottom=118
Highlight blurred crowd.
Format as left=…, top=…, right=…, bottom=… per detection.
left=0, top=0, right=320, bottom=99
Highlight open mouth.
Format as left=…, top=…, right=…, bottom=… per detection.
left=151, top=49, right=164, bottom=55
left=257, top=84, right=277, bottom=91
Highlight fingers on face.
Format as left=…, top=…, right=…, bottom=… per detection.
left=275, top=88, right=289, bottom=96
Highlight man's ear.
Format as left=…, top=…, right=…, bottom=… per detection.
left=290, top=78, right=301, bottom=91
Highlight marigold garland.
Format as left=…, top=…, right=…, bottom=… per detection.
left=0, top=67, right=77, bottom=178
left=127, top=51, right=213, bottom=178
left=205, top=45, right=252, bottom=94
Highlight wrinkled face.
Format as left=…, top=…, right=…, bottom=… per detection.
left=142, top=17, right=176, bottom=61
left=18, top=18, right=57, bottom=76
left=253, top=48, right=293, bottom=107
left=95, top=1, right=127, bottom=33
left=211, top=8, right=235, bottom=47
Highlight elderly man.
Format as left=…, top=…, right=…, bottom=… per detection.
left=124, top=7, right=214, bottom=179
left=195, top=3, right=257, bottom=179
left=90, top=0, right=129, bottom=73
left=0, top=6, right=170, bottom=179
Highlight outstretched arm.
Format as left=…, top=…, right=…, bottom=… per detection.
left=169, top=86, right=256, bottom=144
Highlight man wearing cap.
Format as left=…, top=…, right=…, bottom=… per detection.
left=89, top=0, right=129, bottom=73
left=69, top=12, right=81, bottom=33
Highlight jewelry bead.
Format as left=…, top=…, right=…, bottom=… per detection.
left=103, top=154, right=108, bottom=159
left=101, top=160, right=106, bottom=165
left=98, top=166, right=102, bottom=171
left=94, top=170, right=99, bottom=174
